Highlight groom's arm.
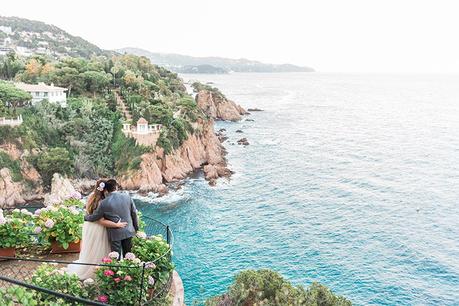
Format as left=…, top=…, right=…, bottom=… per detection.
left=84, top=202, right=105, bottom=222
left=130, top=197, right=139, bottom=232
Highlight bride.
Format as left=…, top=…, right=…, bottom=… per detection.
left=67, top=180, right=127, bottom=280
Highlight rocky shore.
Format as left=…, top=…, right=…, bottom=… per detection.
left=0, top=89, right=247, bottom=207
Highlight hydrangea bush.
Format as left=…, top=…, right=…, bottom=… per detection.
left=31, top=264, right=91, bottom=303
left=0, top=209, right=33, bottom=249
left=132, top=233, right=175, bottom=289
left=95, top=252, right=147, bottom=305
left=34, top=204, right=84, bottom=249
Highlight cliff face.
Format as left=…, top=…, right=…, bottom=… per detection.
left=118, top=119, right=230, bottom=192
left=0, top=144, right=43, bottom=208
left=196, top=90, right=247, bottom=121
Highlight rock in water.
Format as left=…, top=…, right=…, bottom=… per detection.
left=247, top=108, right=264, bottom=112
left=236, top=130, right=244, bottom=133
left=0, top=168, right=26, bottom=208
left=237, top=138, right=250, bottom=146
left=44, top=173, right=77, bottom=206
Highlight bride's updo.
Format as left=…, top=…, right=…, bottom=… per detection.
left=86, top=179, right=106, bottom=214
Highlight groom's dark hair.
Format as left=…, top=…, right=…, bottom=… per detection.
left=105, top=179, right=118, bottom=193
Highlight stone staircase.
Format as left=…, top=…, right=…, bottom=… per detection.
left=114, top=90, right=133, bottom=122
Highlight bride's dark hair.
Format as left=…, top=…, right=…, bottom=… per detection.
left=86, top=179, right=106, bottom=214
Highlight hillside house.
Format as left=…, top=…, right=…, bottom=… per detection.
left=14, top=82, right=67, bottom=106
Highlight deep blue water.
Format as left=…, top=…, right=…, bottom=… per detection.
left=137, top=73, right=459, bottom=305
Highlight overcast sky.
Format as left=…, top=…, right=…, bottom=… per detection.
left=2, top=0, right=459, bottom=73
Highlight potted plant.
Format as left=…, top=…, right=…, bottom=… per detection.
left=0, top=209, right=32, bottom=258
left=34, top=204, right=84, bottom=253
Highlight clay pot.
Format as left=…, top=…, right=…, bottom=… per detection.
left=50, top=241, right=81, bottom=254
left=0, top=247, right=16, bottom=260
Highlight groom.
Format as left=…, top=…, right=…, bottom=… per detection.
left=84, top=179, right=139, bottom=258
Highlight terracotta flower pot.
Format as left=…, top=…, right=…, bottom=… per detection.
left=0, top=247, right=16, bottom=260
left=50, top=241, right=81, bottom=254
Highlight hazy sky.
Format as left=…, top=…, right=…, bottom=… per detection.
left=2, top=0, right=459, bottom=73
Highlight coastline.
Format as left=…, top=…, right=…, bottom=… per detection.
left=0, top=88, right=247, bottom=207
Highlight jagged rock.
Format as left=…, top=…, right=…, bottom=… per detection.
left=218, top=128, right=226, bottom=133
left=196, top=90, right=247, bottom=121
left=44, top=173, right=78, bottom=206
left=247, top=108, right=263, bottom=112
left=237, top=138, right=250, bottom=146
left=245, top=119, right=255, bottom=122
left=204, top=164, right=219, bottom=180
left=118, top=119, right=231, bottom=189
left=0, top=168, right=26, bottom=208
left=236, top=130, right=243, bottom=133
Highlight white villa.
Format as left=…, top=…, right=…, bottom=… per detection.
left=122, top=118, right=162, bottom=147
left=14, top=82, right=67, bottom=106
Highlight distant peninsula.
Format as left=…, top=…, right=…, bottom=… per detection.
left=117, top=47, right=315, bottom=74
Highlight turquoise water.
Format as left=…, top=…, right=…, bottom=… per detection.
left=137, top=73, right=459, bottom=305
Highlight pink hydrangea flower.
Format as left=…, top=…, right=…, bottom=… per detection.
left=102, top=257, right=112, bottom=264
left=98, top=295, right=109, bottom=303
left=108, top=251, right=119, bottom=259
left=148, top=276, right=155, bottom=286
left=103, top=270, right=115, bottom=277
left=114, top=277, right=121, bottom=283
left=44, top=219, right=55, bottom=228
left=146, top=262, right=156, bottom=269
left=124, top=275, right=132, bottom=281
left=0, top=217, right=6, bottom=225
left=34, top=226, right=42, bottom=234
left=124, top=252, right=136, bottom=260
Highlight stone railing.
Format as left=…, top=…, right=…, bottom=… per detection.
left=0, top=115, right=23, bottom=126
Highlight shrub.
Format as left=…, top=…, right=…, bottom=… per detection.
left=206, top=269, right=352, bottom=306
left=34, top=204, right=84, bottom=249
left=0, top=286, right=38, bottom=306
left=31, top=264, right=86, bottom=304
left=0, top=209, right=33, bottom=249
left=95, top=252, right=146, bottom=305
left=35, top=147, right=73, bottom=187
left=132, top=234, right=174, bottom=289
left=0, top=151, right=23, bottom=181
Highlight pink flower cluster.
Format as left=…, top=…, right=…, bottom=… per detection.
left=103, top=270, right=115, bottom=277
left=102, top=257, right=112, bottom=264
left=98, top=295, right=108, bottom=303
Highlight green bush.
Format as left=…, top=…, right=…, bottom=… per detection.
left=0, top=286, right=38, bottom=306
left=0, top=151, right=23, bottom=181
left=31, top=264, right=87, bottom=304
left=35, top=147, right=73, bottom=187
left=132, top=234, right=175, bottom=288
left=206, top=269, right=352, bottom=306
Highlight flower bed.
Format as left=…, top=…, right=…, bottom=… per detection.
left=0, top=209, right=34, bottom=257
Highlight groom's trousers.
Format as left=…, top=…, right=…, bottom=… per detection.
left=111, top=238, right=133, bottom=258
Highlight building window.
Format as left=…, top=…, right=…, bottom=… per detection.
left=44, top=92, right=48, bottom=97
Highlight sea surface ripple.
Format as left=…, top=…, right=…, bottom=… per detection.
left=137, top=73, right=459, bottom=305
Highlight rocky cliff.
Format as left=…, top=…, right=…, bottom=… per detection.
left=196, top=90, right=247, bottom=121
left=118, top=119, right=230, bottom=192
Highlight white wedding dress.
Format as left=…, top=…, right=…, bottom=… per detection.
left=67, top=221, right=111, bottom=280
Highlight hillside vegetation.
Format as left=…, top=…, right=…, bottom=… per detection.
left=0, top=52, right=206, bottom=187
left=0, top=16, right=107, bottom=58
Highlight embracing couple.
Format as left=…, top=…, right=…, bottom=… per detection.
left=68, top=179, right=139, bottom=279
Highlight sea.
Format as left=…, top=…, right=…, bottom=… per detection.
left=136, top=73, right=459, bottom=305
